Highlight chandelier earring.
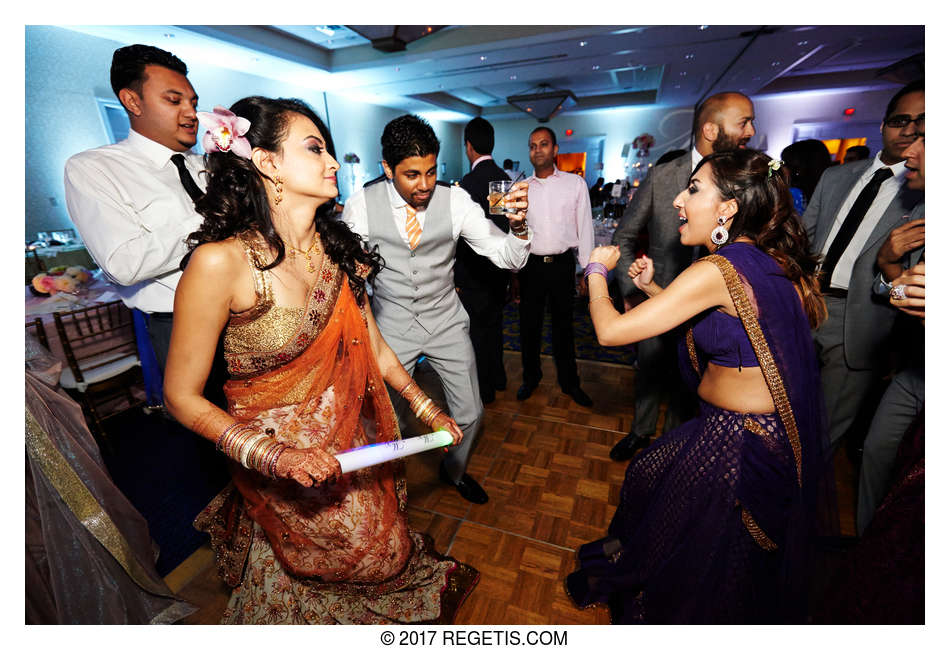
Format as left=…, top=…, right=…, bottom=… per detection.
left=710, top=214, right=729, bottom=247
left=273, top=175, right=284, bottom=205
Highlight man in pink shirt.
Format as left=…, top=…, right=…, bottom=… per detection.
left=516, top=126, right=595, bottom=406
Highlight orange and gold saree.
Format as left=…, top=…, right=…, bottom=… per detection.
left=195, top=234, right=477, bottom=624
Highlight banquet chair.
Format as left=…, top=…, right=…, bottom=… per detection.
left=26, top=317, right=50, bottom=350
left=52, top=300, right=145, bottom=442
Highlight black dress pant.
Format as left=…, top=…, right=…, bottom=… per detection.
left=518, top=251, right=580, bottom=391
left=458, top=283, right=508, bottom=401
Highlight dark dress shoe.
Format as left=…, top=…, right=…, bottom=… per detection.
left=609, top=433, right=651, bottom=462
left=494, top=378, right=507, bottom=391
left=439, top=463, right=489, bottom=504
left=481, top=389, right=496, bottom=405
left=562, top=386, right=593, bottom=407
left=516, top=383, right=537, bottom=401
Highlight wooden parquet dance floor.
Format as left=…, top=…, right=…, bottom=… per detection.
left=168, top=351, right=856, bottom=624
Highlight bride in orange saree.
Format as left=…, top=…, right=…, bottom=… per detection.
left=164, top=97, right=483, bottom=623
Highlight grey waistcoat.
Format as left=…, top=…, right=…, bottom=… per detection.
left=365, top=181, right=462, bottom=336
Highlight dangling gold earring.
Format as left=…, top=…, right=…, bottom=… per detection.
left=274, top=175, right=284, bottom=205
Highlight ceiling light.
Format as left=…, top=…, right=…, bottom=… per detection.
left=163, top=33, right=174, bottom=38
left=314, top=26, right=336, bottom=37
left=680, top=71, right=687, bottom=76
left=797, top=40, right=809, bottom=46
left=480, top=55, right=487, bottom=61
left=592, top=65, right=600, bottom=70
left=510, top=75, right=517, bottom=80
left=674, top=84, right=681, bottom=89
left=507, top=84, right=577, bottom=122
left=699, top=25, right=709, bottom=30
left=685, top=53, right=695, bottom=60
left=579, top=41, right=588, bottom=47
left=771, top=61, right=782, bottom=67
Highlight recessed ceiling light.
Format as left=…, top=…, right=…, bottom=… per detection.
left=426, top=26, right=433, bottom=33
left=480, top=55, right=487, bottom=61
left=579, top=41, right=588, bottom=47
left=163, top=33, right=174, bottom=38
left=771, top=61, right=782, bottom=67
left=685, top=53, right=695, bottom=60
left=797, top=40, right=808, bottom=46
left=526, top=107, right=533, bottom=112
left=592, top=65, right=600, bottom=70
left=510, top=75, right=517, bottom=80
left=699, top=25, right=709, bottom=30
left=680, top=71, right=687, bottom=76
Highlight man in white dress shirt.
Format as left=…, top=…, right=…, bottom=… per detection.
left=64, top=44, right=204, bottom=370
left=804, top=80, right=924, bottom=449
left=515, top=126, right=595, bottom=407
left=342, top=115, right=531, bottom=504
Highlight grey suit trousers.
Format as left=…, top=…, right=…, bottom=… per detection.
left=856, top=365, right=924, bottom=535
left=381, top=314, right=483, bottom=483
left=814, top=295, right=878, bottom=448
left=632, top=332, right=693, bottom=439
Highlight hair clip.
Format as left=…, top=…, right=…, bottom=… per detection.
left=197, top=106, right=252, bottom=159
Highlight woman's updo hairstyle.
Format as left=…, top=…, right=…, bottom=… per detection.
left=188, top=95, right=381, bottom=303
left=696, top=149, right=827, bottom=327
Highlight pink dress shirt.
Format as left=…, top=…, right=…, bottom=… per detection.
left=525, top=167, right=595, bottom=265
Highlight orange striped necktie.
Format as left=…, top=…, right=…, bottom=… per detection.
left=405, top=205, right=422, bottom=250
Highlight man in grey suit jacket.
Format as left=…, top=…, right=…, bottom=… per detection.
left=803, top=80, right=924, bottom=450
left=609, top=91, right=756, bottom=461
left=342, top=115, right=531, bottom=504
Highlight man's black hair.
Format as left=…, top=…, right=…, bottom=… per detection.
left=381, top=114, right=441, bottom=170
left=530, top=126, right=557, bottom=147
left=464, top=117, right=495, bottom=155
left=503, top=158, right=513, bottom=169
left=883, top=79, right=924, bottom=122
left=110, top=44, right=188, bottom=99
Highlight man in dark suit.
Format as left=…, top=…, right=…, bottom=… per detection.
left=609, top=91, right=756, bottom=461
left=456, top=117, right=515, bottom=404
left=804, top=80, right=924, bottom=450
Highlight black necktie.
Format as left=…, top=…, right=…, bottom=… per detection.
left=820, top=167, right=894, bottom=290
left=170, top=153, right=204, bottom=203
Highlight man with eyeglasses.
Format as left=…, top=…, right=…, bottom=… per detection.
left=803, top=79, right=924, bottom=451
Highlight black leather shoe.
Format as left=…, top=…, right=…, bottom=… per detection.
left=562, top=386, right=593, bottom=407
left=439, top=463, right=489, bottom=504
left=494, top=377, right=507, bottom=391
left=609, top=433, right=651, bottom=462
left=516, top=383, right=537, bottom=401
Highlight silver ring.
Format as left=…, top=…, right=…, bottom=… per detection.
left=890, top=284, right=907, bottom=300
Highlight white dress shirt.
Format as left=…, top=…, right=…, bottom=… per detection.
left=691, top=146, right=703, bottom=171
left=64, top=129, right=206, bottom=312
left=524, top=167, right=595, bottom=265
left=820, top=152, right=909, bottom=290
left=341, top=180, right=531, bottom=270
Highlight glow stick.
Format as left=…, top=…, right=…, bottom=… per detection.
left=334, top=429, right=454, bottom=474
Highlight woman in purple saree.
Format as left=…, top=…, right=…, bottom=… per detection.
left=569, top=149, right=828, bottom=623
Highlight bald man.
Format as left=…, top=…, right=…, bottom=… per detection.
left=609, top=91, right=756, bottom=462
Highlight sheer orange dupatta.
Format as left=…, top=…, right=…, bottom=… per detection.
left=223, top=275, right=405, bottom=580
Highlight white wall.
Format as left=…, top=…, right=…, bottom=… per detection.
left=25, top=25, right=462, bottom=238
left=478, top=86, right=898, bottom=188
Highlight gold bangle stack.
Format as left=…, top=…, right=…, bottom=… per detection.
left=217, top=421, right=288, bottom=479
left=399, top=381, right=444, bottom=428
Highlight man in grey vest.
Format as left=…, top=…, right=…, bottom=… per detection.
left=342, top=115, right=532, bottom=504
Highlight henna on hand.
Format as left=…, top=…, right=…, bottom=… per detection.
left=275, top=447, right=342, bottom=487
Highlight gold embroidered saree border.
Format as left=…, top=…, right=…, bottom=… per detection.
left=740, top=507, right=779, bottom=551
left=701, top=254, right=802, bottom=486
left=25, top=408, right=175, bottom=599
left=685, top=329, right=700, bottom=375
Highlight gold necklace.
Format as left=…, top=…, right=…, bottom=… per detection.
left=287, top=236, right=321, bottom=273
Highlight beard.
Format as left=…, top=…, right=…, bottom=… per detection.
left=711, top=128, right=749, bottom=153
